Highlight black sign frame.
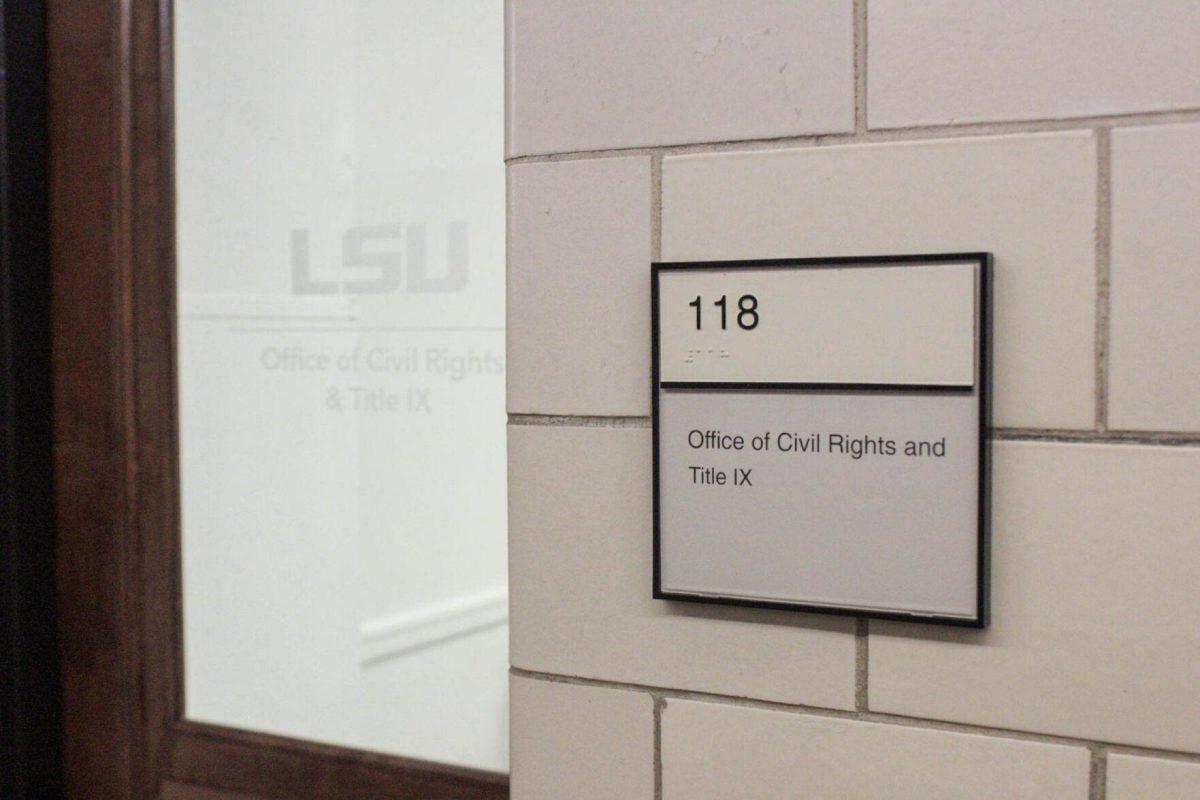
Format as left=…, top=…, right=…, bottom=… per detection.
left=651, top=252, right=993, bottom=628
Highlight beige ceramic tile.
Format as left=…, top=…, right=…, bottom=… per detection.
left=507, top=157, right=651, bottom=416
left=507, top=0, right=854, bottom=156
left=868, top=0, right=1200, bottom=128
left=510, top=675, right=654, bottom=800
left=871, top=441, right=1200, bottom=751
left=662, top=699, right=1090, bottom=800
left=1107, top=754, right=1200, bottom=800
left=1109, top=123, right=1200, bottom=431
left=663, top=133, right=1097, bottom=429
left=508, top=424, right=857, bottom=709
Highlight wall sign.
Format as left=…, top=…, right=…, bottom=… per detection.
left=652, top=254, right=991, bottom=627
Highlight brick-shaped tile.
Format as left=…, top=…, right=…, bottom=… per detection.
left=868, top=0, right=1200, bottom=128
left=510, top=675, right=654, bottom=800
left=1107, top=754, right=1200, bottom=800
left=507, top=157, right=652, bottom=416
left=1109, top=122, right=1200, bottom=432
left=506, top=0, right=854, bottom=156
left=662, top=699, right=1090, bottom=799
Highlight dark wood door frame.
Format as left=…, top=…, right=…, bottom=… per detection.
left=47, top=2, right=508, bottom=798
left=2, top=1, right=59, bottom=798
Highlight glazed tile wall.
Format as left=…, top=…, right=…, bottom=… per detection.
left=507, top=3, right=1200, bottom=798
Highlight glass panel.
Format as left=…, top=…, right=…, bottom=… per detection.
left=174, top=1, right=507, bottom=771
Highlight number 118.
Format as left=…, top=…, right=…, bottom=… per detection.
left=688, top=294, right=759, bottom=330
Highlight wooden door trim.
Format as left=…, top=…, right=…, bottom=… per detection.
left=48, top=1, right=508, bottom=797
left=170, top=723, right=506, bottom=799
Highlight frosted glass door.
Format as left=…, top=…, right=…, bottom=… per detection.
left=174, top=1, right=507, bottom=772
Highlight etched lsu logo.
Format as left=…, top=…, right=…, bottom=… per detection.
left=290, top=222, right=468, bottom=295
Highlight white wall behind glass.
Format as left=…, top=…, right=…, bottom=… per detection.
left=175, top=0, right=507, bottom=771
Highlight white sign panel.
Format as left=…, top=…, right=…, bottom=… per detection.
left=652, top=255, right=990, bottom=626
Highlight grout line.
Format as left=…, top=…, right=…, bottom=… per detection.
left=508, top=144, right=667, bottom=166
left=1089, top=745, right=1108, bottom=800
left=653, top=695, right=665, bottom=800
left=507, top=414, right=1200, bottom=445
left=1094, top=128, right=1113, bottom=432
left=854, top=618, right=869, bottom=711
left=504, top=107, right=1200, bottom=164
left=853, top=0, right=868, bottom=134
left=508, top=413, right=651, bottom=428
left=511, top=667, right=1200, bottom=764
left=990, top=428, right=1200, bottom=446
left=651, top=152, right=664, bottom=262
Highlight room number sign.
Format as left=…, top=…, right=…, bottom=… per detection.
left=651, top=254, right=991, bottom=627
